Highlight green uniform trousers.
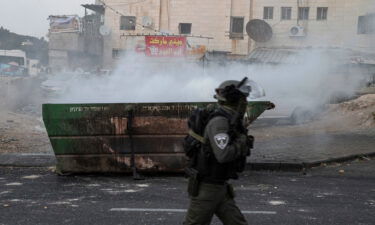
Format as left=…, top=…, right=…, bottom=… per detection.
left=183, top=182, right=248, bottom=225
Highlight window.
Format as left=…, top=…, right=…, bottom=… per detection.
left=112, top=49, right=125, bottom=59
left=298, top=7, right=309, bottom=20
left=112, top=49, right=119, bottom=59
left=263, top=7, right=274, bottom=20
left=281, top=7, right=292, bottom=20
left=120, top=16, right=136, bottom=30
left=358, top=13, right=375, bottom=34
left=230, top=17, right=244, bottom=39
left=317, top=7, right=328, bottom=20
left=179, top=23, right=192, bottom=34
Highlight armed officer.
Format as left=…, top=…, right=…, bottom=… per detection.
left=184, top=77, right=257, bottom=225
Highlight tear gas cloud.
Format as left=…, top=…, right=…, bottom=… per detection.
left=50, top=49, right=368, bottom=116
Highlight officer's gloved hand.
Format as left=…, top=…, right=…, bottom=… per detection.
left=245, top=135, right=254, bottom=156
left=246, top=135, right=254, bottom=149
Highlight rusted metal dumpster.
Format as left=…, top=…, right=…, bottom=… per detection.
left=42, top=101, right=271, bottom=174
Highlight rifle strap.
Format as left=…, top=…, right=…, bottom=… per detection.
left=188, top=129, right=206, bottom=144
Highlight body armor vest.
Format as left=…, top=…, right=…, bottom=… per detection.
left=194, top=108, right=248, bottom=184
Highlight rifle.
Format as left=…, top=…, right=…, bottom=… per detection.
left=127, top=108, right=144, bottom=180
left=227, top=77, right=254, bottom=172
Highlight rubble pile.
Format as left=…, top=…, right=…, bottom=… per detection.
left=328, top=94, right=375, bottom=128
left=251, top=94, right=375, bottom=141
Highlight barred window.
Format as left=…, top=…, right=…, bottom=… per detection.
left=263, top=7, right=274, bottom=20
left=230, top=17, right=244, bottom=39
left=112, top=49, right=119, bottom=59
left=358, top=13, right=375, bottom=34
left=317, top=7, right=328, bottom=20
left=281, top=7, right=292, bottom=20
left=298, top=7, right=309, bottom=20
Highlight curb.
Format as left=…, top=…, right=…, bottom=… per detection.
left=247, top=152, right=375, bottom=171
left=0, top=153, right=56, bottom=167
left=247, top=162, right=303, bottom=171
left=1, top=152, right=374, bottom=172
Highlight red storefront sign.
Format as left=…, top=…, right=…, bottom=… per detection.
left=145, top=36, right=187, bottom=57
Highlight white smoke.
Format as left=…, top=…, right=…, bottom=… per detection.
left=47, top=49, right=368, bottom=117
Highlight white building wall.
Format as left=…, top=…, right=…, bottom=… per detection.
left=252, top=0, right=375, bottom=53
left=100, top=0, right=375, bottom=67
left=100, top=0, right=252, bottom=67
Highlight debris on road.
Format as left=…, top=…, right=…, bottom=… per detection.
left=22, top=175, right=41, bottom=179
left=268, top=200, right=286, bottom=206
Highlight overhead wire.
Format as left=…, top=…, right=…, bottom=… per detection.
left=96, top=0, right=213, bottom=39
left=97, top=0, right=161, bottom=33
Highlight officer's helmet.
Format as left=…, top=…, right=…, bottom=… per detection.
left=214, top=77, right=251, bottom=103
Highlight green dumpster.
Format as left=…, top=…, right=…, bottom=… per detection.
left=42, top=101, right=272, bottom=174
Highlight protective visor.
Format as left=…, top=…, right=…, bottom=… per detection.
left=237, top=77, right=266, bottom=99
left=236, top=77, right=251, bottom=96
left=248, top=80, right=266, bottom=99
left=238, top=84, right=251, bottom=96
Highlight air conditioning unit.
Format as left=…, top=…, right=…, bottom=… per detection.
left=142, top=16, right=153, bottom=28
left=289, top=26, right=305, bottom=37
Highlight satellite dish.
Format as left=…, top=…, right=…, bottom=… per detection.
left=99, top=25, right=111, bottom=36
left=246, top=19, right=273, bottom=42
left=142, top=16, right=153, bottom=28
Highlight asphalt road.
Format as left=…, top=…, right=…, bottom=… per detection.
left=0, top=159, right=374, bottom=225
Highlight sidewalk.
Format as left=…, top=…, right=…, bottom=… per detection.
left=1, top=132, right=374, bottom=171
left=249, top=132, right=375, bottom=170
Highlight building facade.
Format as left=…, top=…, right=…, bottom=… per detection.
left=97, top=0, right=374, bottom=68
left=99, top=0, right=253, bottom=67
left=252, top=0, right=375, bottom=54
left=48, top=12, right=103, bottom=72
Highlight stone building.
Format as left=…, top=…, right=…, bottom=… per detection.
left=98, top=0, right=254, bottom=67
left=252, top=0, right=375, bottom=54
left=94, top=0, right=375, bottom=68
left=48, top=9, right=104, bottom=72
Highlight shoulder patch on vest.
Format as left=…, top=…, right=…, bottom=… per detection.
left=214, top=133, right=229, bottom=150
